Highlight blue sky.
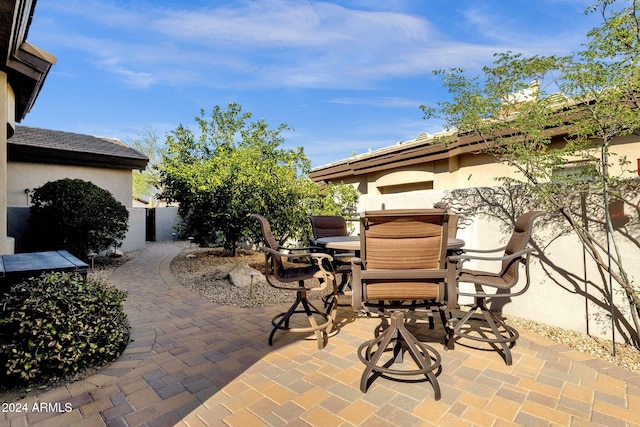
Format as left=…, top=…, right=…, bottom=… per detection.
left=22, top=0, right=600, bottom=168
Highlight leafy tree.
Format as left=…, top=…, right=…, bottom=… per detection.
left=131, top=128, right=165, bottom=204
left=29, top=179, right=129, bottom=260
left=309, top=182, right=359, bottom=217
left=423, top=1, right=640, bottom=347
left=160, top=103, right=356, bottom=255
left=306, top=181, right=360, bottom=235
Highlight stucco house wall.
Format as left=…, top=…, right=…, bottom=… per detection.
left=316, top=130, right=639, bottom=196
left=7, top=125, right=149, bottom=254
left=1, top=0, right=56, bottom=254
left=8, top=162, right=133, bottom=207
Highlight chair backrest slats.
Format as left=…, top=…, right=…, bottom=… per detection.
left=365, top=220, right=445, bottom=270
left=309, top=215, right=348, bottom=239
left=250, top=214, right=285, bottom=278
left=500, top=211, right=544, bottom=282
left=358, top=209, right=449, bottom=304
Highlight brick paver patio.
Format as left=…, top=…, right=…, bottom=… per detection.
left=1, top=241, right=639, bottom=426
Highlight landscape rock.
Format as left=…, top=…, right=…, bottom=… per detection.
left=228, top=262, right=263, bottom=287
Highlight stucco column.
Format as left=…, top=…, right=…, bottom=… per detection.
left=0, top=73, right=10, bottom=254
left=447, top=155, right=459, bottom=189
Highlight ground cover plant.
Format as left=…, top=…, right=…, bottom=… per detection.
left=0, top=272, right=129, bottom=392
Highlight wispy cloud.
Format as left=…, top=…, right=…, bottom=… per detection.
left=329, top=97, right=423, bottom=108
left=33, top=0, right=522, bottom=90
left=458, top=2, right=595, bottom=53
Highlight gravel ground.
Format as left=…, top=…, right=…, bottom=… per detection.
left=505, top=315, right=640, bottom=374
left=171, top=245, right=640, bottom=375
left=170, top=246, right=329, bottom=309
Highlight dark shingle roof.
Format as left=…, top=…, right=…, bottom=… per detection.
left=8, top=126, right=149, bottom=170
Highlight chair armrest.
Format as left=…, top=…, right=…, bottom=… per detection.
left=280, top=245, right=317, bottom=253
left=360, top=269, right=447, bottom=280
left=445, top=248, right=534, bottom=310
left=351, top=257, right=363, bottom=310
left=448, top=247, right=533, bottom=264
left=460, top=246, right=507, bottom=254
left=260, top=246, right=334, bottom=262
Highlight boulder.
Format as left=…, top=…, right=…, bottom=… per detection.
left=228, top=262, right=263, bottom=287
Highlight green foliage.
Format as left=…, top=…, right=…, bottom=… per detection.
left=131, top=128, right=165, bottom=204
left=0, top=273, right=129, bottom=385
left=159, top=103, right=359, bottom=253
left=309, top=182, right=359, bottom=217
left=424, top=0, right=640, bottom=346
left=29, top=179, right=129, bottom=260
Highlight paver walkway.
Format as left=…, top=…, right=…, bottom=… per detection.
left=1, top=241, right=639, bottom=426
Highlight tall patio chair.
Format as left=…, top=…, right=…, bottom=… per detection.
left=309, top=215, right=350, bottom=241
left=448, top=214, right=459, bottom=239
left=251, top=214, right=335, bottom=350
left=445, top=211, right=544, bottom=365
left=351, top=209, right=449, bottom=398
left=309, top=215, right=354, bottom=308
left=434, top=201, right=459, bottom=239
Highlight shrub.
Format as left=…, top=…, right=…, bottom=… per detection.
left=29, top=178, right=129, bottom=260
left=0, top=272, right=129, bottom=386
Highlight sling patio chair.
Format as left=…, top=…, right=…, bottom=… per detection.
left=309, top=215, right=354, bottom=309
left=351, top=209, right=450, bottom=398
left=434, top=201, right=460, bottom=239
left=250, top=214, right=335, bottom=350
left=445, top=211, right=544, bottom=365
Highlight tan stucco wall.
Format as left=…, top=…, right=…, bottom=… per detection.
left=321, top=133, right=640, bottom=341
left=1, top=74, right=14, bottom=254
left=7, top=162, right=134, bottom=208
left=342, top=153, right=516, bottom=195
left=354, top=188, right=639, bottom=342
left=331, top=136, right=640, bottom=197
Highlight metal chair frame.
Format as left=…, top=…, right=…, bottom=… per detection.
left=251, top=214, right=336, bottom=350
left=309, top=215, right=354, bottom=310
left=445, top=211, right=544, bottom=365
left=351, top=209, right=449, bottom=398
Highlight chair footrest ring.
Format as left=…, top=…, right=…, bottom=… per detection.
left=454, top=325, right=519, bottom=344
left=357, top=312, right=441, bottom=399
left=271, top=310, right=331, bottom=333
left=358, top=338, right=442, bottom=377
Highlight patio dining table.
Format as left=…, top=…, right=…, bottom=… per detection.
left=315, top=235, right=465, bottom=252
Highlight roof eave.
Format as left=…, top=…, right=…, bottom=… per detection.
left=310, top=121, right=575, bottom=183
left=4, top=1, right=57, bottom=124
left=8, top=144, right=149, bottom=170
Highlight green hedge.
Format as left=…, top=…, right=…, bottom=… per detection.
left=0, top=272, right=129, bottom=386
left=29, top=178, right=129, bottom=260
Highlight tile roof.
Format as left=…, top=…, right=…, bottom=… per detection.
left=8, top=125, right=149, bottom=170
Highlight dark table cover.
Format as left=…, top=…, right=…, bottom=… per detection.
left=0, top=250, right=89, bottom=286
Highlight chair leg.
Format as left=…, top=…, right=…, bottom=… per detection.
left=447, top=297, right=519, bottom=365
left=323, top=271, right=351, bottom=309
left=301, top=299, right=326, bottom=350
left=269, top=289, right=332, bottom=349
left=324, top=277, right=340, bottom=334
left=358, top=311, right=441, bottom=399
left=269, top=294, right=303, bottom=346
left=479, top=307, right=518, bottom=366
